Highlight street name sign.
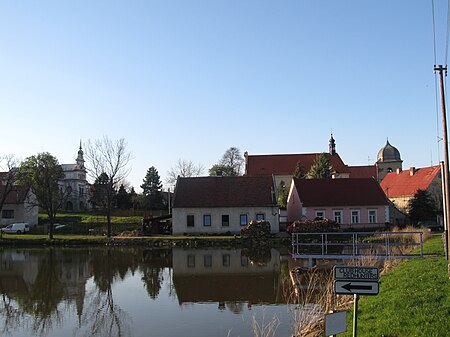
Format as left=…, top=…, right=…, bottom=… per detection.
left=333, top=266, right=380, bottom=296
left=334, top=280, right=379, bottom=295
left=334, top=266, right=379, bottom=281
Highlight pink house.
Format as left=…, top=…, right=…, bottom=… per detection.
left=287, top=178, right=390, bottom=230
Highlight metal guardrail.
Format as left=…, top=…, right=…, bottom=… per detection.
left=291, top=232, right=423, bottom=259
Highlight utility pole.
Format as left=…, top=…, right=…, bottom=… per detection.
left=435, top=65, right=450, bottom=266
left=441, top=161, right=448, bottom=259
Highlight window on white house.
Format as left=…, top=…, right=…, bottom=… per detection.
left=2, top=210, right=14, bottom=219
left=368, top=210, right=377, bottom=223
left=223, top=254, right=230, bottom=267
left=351, top=210, right=360, bottom=224
left=204, top=255, right=212, bottom=267
left=187, top=215, right=194, bottom=227
left=240, top=214, right=248, bottom=226
left=222, top=215, right=229, bottom=227
left=203, top=214, right=211, bottom=227
left=315, top=210, right=325, bottom=220
left=187, top=255, right=195, bottom=268
left=256, top=213, right=265, bottom=221
left=333, top=210, right=342, bottom=224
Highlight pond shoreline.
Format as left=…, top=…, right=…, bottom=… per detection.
left=0, top=235, right=293, bottom=248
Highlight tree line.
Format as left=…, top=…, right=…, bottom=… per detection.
left=0, top=143, right=246, bottom=238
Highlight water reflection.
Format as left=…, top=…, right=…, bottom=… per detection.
left=0, top=249, right=92, bottom=335
left=172, top=248, right=282, bottom=307
left=0, top=247, right=294, bottom=337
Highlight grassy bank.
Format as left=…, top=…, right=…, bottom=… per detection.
left=342, top=234, right=450, bottom=337
left=37, top=212, right=144, bottom=234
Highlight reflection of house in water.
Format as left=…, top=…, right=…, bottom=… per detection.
left=172, top=248, right=284, bottom=306
left=0, top=251, right=39, bottom=298
left=56, top=251, right=93, bottom=317
left=0, top=250, right=92, bottom=319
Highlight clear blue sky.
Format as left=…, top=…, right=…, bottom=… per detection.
left=1, top=1, right=449, bottom=191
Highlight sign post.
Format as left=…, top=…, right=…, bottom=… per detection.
left=333, top=266, right=380, bottom=337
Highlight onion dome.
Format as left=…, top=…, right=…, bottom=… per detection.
left=377, top=139, right=401, bottom=162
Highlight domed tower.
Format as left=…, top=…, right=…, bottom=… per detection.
left=376, top=139, right=402, bottom=181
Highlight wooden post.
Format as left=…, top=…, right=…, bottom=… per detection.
left=441, top=161, right=448, bottom=260
left=353, top=294, right=359, bottom=337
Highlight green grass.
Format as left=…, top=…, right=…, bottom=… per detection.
left=341, top=234, right=450, bottom=337
left=38, top=212, right=143, bottom=224
left=0, top=233, right=107, bottom=240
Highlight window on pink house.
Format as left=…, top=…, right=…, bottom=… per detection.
left=368, top=210, right=377, bottom=223
left=351, top=210, right=360, bottom=224
left=333, top=210, right=342, bottom=224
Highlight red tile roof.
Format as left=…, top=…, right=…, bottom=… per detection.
left=0, top=185, right=30, bottom=204
left=380, top=166, right=441, bottom=198
left=245, top=153, right=349, bottom=176
left=173, top=176, right=276, bottom=208
left=0, top=172, right=30, bottom=204
left=347, top=165, right=378, bottom=179
left=293, top=178, right=389, bottom=207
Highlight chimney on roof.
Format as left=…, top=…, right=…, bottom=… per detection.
left=410, top=167, right=416, bottom=176
left=396, top=168, right=402, bottom=174
left=215, top=170, right=223, bottom=177
left=244, top=151, right=249, bottom=175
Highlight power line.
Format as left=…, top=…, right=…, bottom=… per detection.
left=446, top=0, right=450, bottom=65
left=432, top=0, right=438, bottom=65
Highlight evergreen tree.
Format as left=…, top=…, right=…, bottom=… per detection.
left=409, top=189, right=437, bottom=226
left=116, top=184, right=132, bottom=209
left=141, top=166, right=163, bottom=209
left=92, top=172, right=115, bottom=210
left=307, top=153, right=333, bottom=179
left=293, top=161, right=306, bottom=179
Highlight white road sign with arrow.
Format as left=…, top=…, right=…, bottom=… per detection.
left=334, top=280, right=379, bottom=295
left=333, top=266, right=380, bottom=296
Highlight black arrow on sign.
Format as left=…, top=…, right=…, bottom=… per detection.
left=342, top=283, right=372, bottom=292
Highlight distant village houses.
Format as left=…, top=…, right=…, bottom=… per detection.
left=0, top=172, right=38, bottom=226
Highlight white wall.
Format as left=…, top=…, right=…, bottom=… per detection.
left=173, top=206, right=279, bottom=235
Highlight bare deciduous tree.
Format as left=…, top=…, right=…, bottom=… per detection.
left=0, top=154, right=20, bottom=217
left=166, top=159, right=205, bottom=188
left=85, top=137, right=131, bottom=237
left=219, top=147, right=244, bottom=176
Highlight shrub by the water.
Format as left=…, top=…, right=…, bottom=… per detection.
left=287, top=218, right=340, bottom=233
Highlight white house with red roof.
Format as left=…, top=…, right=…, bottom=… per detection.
left=287, top=178, right=390, bottom=229
left=380, top=166, right=441, bottom=212
left=172, top=176, right=279, bottom=235
left=0, top=173, right=38, bottom=226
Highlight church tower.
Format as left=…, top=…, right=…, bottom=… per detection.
left=76, top=141, right=85, bottom=170
left=329, top=133, right=336, bottom=155
left=376, top=139, right=402, bottom=181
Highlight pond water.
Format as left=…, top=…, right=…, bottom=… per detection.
left=0, top=246, right=328, bottom=337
